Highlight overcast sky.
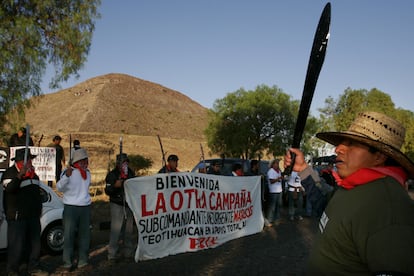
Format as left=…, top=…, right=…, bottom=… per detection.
left=42, top=0, right=414, bottom=115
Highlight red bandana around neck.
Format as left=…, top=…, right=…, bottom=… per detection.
left=235, top=170, right=244, bottom=176
left=338, top=166, right=407, bottom=190
left=120, top=162, right=128, bottom=179
left=166, top=165, right=178, bottom=172
left=16, top=161, right=36, bottom=179
left=73, top=162, right=87, bottom=180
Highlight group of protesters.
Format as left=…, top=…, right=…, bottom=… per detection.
left=261, top=157, right=338, bottom=227
left=190, top=154, right=338, bottom=228
left=2, top=110, right=414, bottom=275
left=1, top=134, right=179, bottom=275
left=260, top=111, right=414, bottom=274
left=1, top=132, right=87, bottom=275
left=150, top=111, right=414, bottom=274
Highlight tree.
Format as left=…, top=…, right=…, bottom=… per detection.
left=393, top=108, right=414, bottom=161
left=0, top=0, right=101, bottom=133
left=332, top=88, right=396, bottom=131
left=333, top=88, right=367, bottom=131
left=205, top=85, right=318, bottom=159
left=107, top=154, right=153, bottom=176
left=128, top=154, right=153, bottom=176
left=318, top=87, right=414, bottom=161
left=317, top=96, right=337, bottom=132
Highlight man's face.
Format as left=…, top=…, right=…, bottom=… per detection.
left=334, top=139, right=381, bottom=178
left=118, top=160, right=128, bottom=168
left=213, top=164, right=220, bottom=171
left=76, top=159, right=89, bottom=170
left=168, top=160, right=178, bottom=169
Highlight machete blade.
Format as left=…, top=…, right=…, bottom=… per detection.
left=286, top=2, right=331, bottom=174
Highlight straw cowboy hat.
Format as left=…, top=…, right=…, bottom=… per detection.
left=316, top=111, right=414, bottom=178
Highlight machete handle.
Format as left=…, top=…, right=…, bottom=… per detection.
left=284, top=151, right=296, bottom=176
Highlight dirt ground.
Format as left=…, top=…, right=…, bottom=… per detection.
left=35, top=202, right=318, bottom=276
left=2, top=189, right=413, bottom=276
left=0, top=201, right=319, bottom=276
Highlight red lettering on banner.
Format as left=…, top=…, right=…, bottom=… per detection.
left=184, top=189, right=196, bottom=208
left=141, top=193, right=168, bottom=217
left=189, top=237, right=218, bottom=249
left=155, top=193, right=167, bottom=214
left=141, top=194, right=153, bottom=216
left=197, top=190, right=207, bottom=208
left=141, top=189, right=254, bottom=217
left=209, top=193, right=216, bottom=210
left=233, top=206, right=254, bottom=222
left=170, top=190, right=183, bottom=211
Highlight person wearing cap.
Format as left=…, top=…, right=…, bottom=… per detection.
left=1, top=148, right=48, bottom=275
left=57, top=148, right=91, bottom=272
left=69, top=139, right=81, bottom=165
left=105, top=153, right=136, bottom=262
left=158, top=154, right=179, bottom=173
left=284, top=111, right=414, bottom=275
left=48, top=135, right=65, bottom=186
left=286, top=171, right=305, bottom=221
left=8, top=126, right=34, bottom=147
left=73, top=139, right=81, bottom=150
left=69, top=139, right=81, bottom=162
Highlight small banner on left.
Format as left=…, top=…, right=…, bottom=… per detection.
left=3, top=147, right=57, bottom=182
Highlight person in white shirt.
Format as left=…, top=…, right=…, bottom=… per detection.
left=287, top=171, right=305, bottom=221
left=265, top=159, right=283, bottom=226
left=57, top=148, right=91, bottom=272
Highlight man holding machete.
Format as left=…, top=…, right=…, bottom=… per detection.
left=2, top=127, right=49, bottom=275
left=284, top=111, right=414, bottom=274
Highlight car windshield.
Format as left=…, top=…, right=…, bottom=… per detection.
left=192, top=159, right=269, bottom=176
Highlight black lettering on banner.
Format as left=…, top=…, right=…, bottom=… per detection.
left=155, top=175, right=220, bottom=191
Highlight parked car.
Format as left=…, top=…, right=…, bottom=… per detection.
left=0, top=176, right=64, bottom=255
left=191, top=158, right=270, bottom=176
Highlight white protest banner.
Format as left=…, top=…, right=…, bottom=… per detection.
left=9, top=146, right=56, bottom=182
left=124, top=172, right=264, bottom=261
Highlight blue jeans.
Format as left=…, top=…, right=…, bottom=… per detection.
left=108, top=203, right=135, bottom=259
left=62, top=204, right=91, bottom=267
left=305, top=196, right=313, bottom=216
left=305, top=194, right=327, bottom=217
left=266, top=192, right=281, bottom=222
left=288, top=191, right=304, bottom=217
